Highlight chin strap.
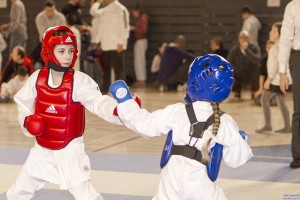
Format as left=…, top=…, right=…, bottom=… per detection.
left=47, top=62, right=72, bottom=72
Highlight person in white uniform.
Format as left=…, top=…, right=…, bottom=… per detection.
left=6, top=25, right=122, bottom=200
left=110, top=54, right=253, bottom=200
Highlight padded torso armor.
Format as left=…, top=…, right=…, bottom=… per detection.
left=34, top=67, right=85, bottom=150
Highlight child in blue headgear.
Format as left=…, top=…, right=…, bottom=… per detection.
left=110, top=54, right=253, bottom=200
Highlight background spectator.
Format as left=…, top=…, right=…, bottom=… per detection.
left=209, top=36, right=228, bottom=58
left=0, top=0, right=27, bottom=53
left=150, top=42, right=167, bottom=83
left=62, top=0, right=91, bottom=73
left=0, top=46, right=33, bottom=85
left=256, top=22, right=292, bottom=134
left=227, top=30, right=261, bottom=101
left=61, top=0, right=87, bottom=31
left=32, top=0, right=66, bottom=70
left=35, top=0, right=66, bottom=42
left=66, top=13, right=81, bottom=71
left=89, top=0, right=130, bottom=94
left=158, top=35, right=196, bottom=92
left=0, top=33, right=7, bottom=73
left=253, top=40, right=276, bottom=106
left=0, top=66, right=28, bottom=103
left=130, top=3, right=149, bottom=88
left=84, top=0, right=105, bottom=89
left=240, top=5, right=262, bottom=49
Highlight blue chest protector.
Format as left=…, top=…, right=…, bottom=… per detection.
left=160, top=104, right=222, bottom=181
left=160, top=129, right=249, bottom=182
left=160, top=130, right=174, bottom=168
left=160, top=104, right=248, bottom=182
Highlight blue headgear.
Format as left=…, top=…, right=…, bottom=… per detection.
left=185, top=54, right=234, bottom=104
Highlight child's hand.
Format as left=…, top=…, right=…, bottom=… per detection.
left=254, top=89, right=263, bottom=97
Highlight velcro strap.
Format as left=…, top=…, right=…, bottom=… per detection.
left=185, top=104, right=224, bottom=138
left=185, top=104, right=197, bottom=124
left=172, top=145, right=202, bottom=163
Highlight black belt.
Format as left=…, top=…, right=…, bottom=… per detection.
left=291, top=49, right=300, bottom=54
left=172, top=145, right=203, bottom=163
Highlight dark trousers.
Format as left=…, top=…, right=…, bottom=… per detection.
left=101, top=50, right=125, bottom=93
left=163, top=62, right=189, bottom=87
left=232, top=67, right=259, bottom=97
left=290, top=51, right=300, bottom=163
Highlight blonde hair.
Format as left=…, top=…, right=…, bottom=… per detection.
left=201, top=102, right=221, bottom=164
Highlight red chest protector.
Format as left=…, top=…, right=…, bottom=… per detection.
left=34, top=67, right=85, bottom=150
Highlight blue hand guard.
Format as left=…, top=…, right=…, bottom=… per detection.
left=206, top=143, right=223, bottom=182
left=160, top=131, right=174, bottom=168
left=239, top=130, right=250, bottom=143
left=109, top=80, right=132, bottom=103
left=206, top=130, right=249, bottom=182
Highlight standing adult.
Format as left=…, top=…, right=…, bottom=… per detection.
left=131, top=4, right=149, bottom=87
left=240, top=5, right=262, bottom=49
left=36, top=0, right=66, bottom=42
left=62, top=0, right=90, bottom=72
left=227, top=30, right=261, bottom=100
left=0, top=0, right=27, bottom=53
left=33, top=0, right=66, bottom=69
left=89, top=0, right=130, bottom=94
left=279, top=0, right=300, bottom=169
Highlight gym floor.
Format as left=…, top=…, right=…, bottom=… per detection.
left=0, top=87, right=299, bottom=200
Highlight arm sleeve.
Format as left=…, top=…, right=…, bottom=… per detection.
left=0, top=34, right=7, bottom=52
left=35, top=14, right=47, bottom=42
left=117, top=7, right=130, bottom=46
left=267, top=45, right=279, bottom=79
left=117, top=100, right=179, bottom=138
left=245, top=45, right=261, bottom=66
left=9, top=3, right=22, bottom=33
left=73, top=72, right=122, bottom=125
left=278, top=2, right=294, bottom=73
left=13, top=71, right=40, bottom=137
left=214, top=114, right=253, bottom=168
left=89, top=2, right=103, bottom=16
left=177, top=48, right=196, bottom=62
left=59, top=13, right=67, bottom=25
left=242, top=20, right=251, bottom=34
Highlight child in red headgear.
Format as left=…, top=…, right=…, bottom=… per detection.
left=6, top=26, right=122, bottom=200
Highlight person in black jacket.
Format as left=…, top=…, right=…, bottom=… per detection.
left=227, top=30, right=261, bottom=100
left=210, top=36, right=228, bottom=59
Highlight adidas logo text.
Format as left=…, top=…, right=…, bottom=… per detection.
left=45, top=105, right=58, bottom=114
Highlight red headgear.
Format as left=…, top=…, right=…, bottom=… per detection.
left=41, top=26, right=78, bottom=67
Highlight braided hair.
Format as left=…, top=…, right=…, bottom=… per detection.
left=201, top=102, right=221, bottom=164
